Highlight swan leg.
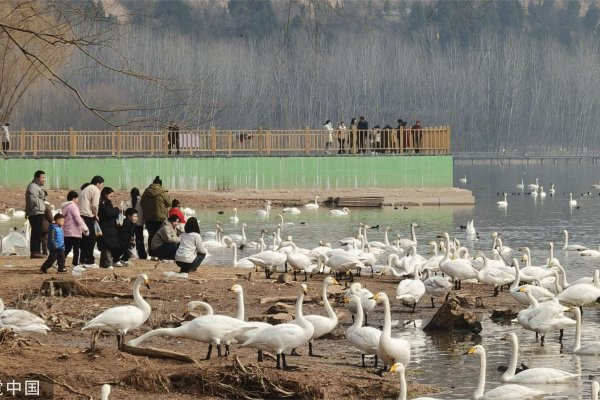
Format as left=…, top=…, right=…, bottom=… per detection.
left=351, top=314, right=355, bottom=324
left=276, top=353, right=282, bottom=369
left=580, top=306, right=583, bottom=315
left=217, top=344, right=223, bottom=357
left=411, top=302, right=417, bottom=313
left=361, top=354, right=366, bottom=367
left=371, top=267, right=375, bottom=278
left=205, top=344, right=213, bottom=360
left=493, top=286, right=499, bottom=297
left=430, top=297, right=435, bottom=308
left=293, top=270, right=297, bottom=281
left=225, top=344, right=230, bottom=356
left=363, top=313, right=369, bottom=326
left=559, top=329, right=564, bottom=344
left=308, top=341, right=322, bottom=357
left=257, top=350, right=263, bottom=362
left=540, top=334, right=545, bottom=347
left=281, top=353, right=298, bottom=371
left=304, top=271, right=308, bottom=281
left=374, top=354, right=378, bottom=368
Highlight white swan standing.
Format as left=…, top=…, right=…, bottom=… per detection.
left=390, top=362, right=442, bottom=400
left=229, top=285, right=272, bottom=360
left=516, top=178, right=525, bottom=190
left=555, top=280, right=600, bottom=309
left=423, top=274, right=452, bottom=308
left=293, top=277, right=339, bottom=356
left=0, top=298, right=50, bottom=334
left=569, top=193, right=577, bottom=207
left=438, top=232, right=478, bottom=290
left=459, top=174, right=467, bottom=184
left=304, top=196, right=319, bottom=210
left=496, top=193, right=508, bottom=207
left=329, top=207, right=350, bottom=216
left=509, top=259, right=557, bottom=305
left=344, top=282, right=376, bottom=325
left=396, top=264, right=426, bottom=312
left=539, top=186, right=546, bottom=198
left=500, top=332, right=578, bottom=383
left=246, top=247, right=287, bottom=279
left=373, top=292, right=411, bottom=369
left=527, top=178, right=539, bottom=190
left=101, top=384, right=111, bottom=400
left=82, top=274, right=151, bottom=350
left=562, top=229, right=587, bottom=251
left=241, top=284, right=314, bottom=370
left=572, top=307, right=600, bottom=355
left=466, top=345, right=544, bottom=400
left=345, top=295, right=381, bottom=367
left=592, top=381, right=600, bottom=400
left=229, top=207, right=240, bottom=223
left=549, top=183, right=555, bottom=195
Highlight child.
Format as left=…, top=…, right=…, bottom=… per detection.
left=114, top=208, right=138, bottom=266
left=40, top=213, right=66, bottom=273
left=62, top=191, right=89, bottom=267
left=41, top=190, right=54, bottom=255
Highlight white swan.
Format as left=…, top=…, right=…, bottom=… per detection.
left=500, top=332, right=578, bottom=383
left=459, top=174, right=467, bottom=184
left=476, top=256, right=515, bottom=296
left=516, top=178, right=525, bottom=190
left=283, top=206, right=301, bottom=214
left=304, top=196, right=319, bottom=210
left=229, top=285, right=272, bottom=358
left=226, top=222, right=247, bottom=246
left=255, top=201, right=271, bottom=217
left=592, top=180, right=600, bottom=189
left=423, top=275, right=452, bottom=308
left=101, top=384, right=111, bottom=400
left=182, top=207, right=196, bottom=218
left=592, top=381, right=600, bottom=400
left=246, top=248, right=287, bottom=279
left=527, top=178, right=539, bottom=190
left=390, top=362, right=443, bottom=400
left=229, top=207, right=239, bottom=223
left=344, top=282, right=376, bottom=325
left=127, top=301, right=257, bottom=359
left=555, top=280, right=600, bottom=308
left=241, top=284, right=313, bottom=370
left=5, top=208, right=26, bottom=219
left=397, top=223, right=419, bottom=248
left=329, top=207, right=350, bottom=216
left=580, top=244, right=600, bottom=257
left=497, top=193, right=508, bottom=207
left=438, top=232, right=478, bottom=290
left=276, top=213, right=295, bottom=227
left=293, top=277, right=339, bottom=356
left=539, top=186, right=546, bottom=198
left=509, top=259, right=557, bottom=305
left=82, top=274, right=151, bottom=350
left=396, top=264, right=426, bottom=312
left=345, top=295, right=381, bottom=367
left=466, top=219, right=477, bottom=236
left=466, top=345, right=544, bottom=400
left=0, top=298, right=50, bottom=334
left=373, top=292, right=411, bottom=368
left=229, top=242, right=254, bottom=269
left=549, top=183, right=555, bottom=195
left=562, top=229, right=587, bottom=251
left=569, top=193, right=577, bottom=207
left=572, top=307, right=600, bottom=355
left=517, top=286, right=575, bottom=346
left=278, top=241, right=313, bottom=280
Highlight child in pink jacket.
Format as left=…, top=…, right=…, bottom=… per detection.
left=61, top=191, right=89, bottom=267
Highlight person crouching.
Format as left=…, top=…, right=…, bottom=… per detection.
left=175, top=217, right=207, bottom=273
left=150, top=215, right=181, bottom=260
left=114, top=208, right=138, bottom=266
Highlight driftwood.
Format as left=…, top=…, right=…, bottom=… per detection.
left=121, top=344, right=196, bottom=363
left=40, top=280, right=160, bottom=299
left=423, top=294, right=483, bottom=333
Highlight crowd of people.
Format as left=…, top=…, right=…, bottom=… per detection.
left=25, top=171, right=206, bottom=275
left=323, top=118, right=423, bottom=155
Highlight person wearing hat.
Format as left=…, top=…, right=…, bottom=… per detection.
left=1, top=122, right=9, bottom=156
left=150, top=214, right=181, bottom=260
left=141, top=176, right=171, bottom=256
left=397, top=119, right=408, bottom=153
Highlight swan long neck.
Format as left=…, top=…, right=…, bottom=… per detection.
left=555, top=263, right=569, bottom=290
left=384, top=228, right=390, bottom=246
left=510, top=261, right=521, bottom=291
left=525, top=290, right=539, bottom=308
left=502, top=335, right=518, bottom=381
left=574, top=309, right=581, bottom=351
left=398, top=368, right=407, bottom=400
left=241, top=225, right=246, bottom=240
left=322, top=282, right=336, bottom=320
left=236, top=290, right=245, bottom=321
left=382, top=296, right=392, bottom=338
left=474, top=350, right=487, bottom=399
left=129, top=327, right=179, bottom=346
left=443, top=233, right=451, bottom=262
left=564, top=231, right=569, bottom=248
left=294, top=290, right=308, bottom=327
left=133, top=277, right=150, bottom=314
left=0, top=299, right=4, bottom=314
left=410, top=224, right=416, bottom=243
left=349, top=296, right=364, bottom=330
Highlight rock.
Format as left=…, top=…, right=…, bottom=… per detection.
left=277, top=273, right=293, bottom=284
left=423, top=294, right=483, bottom=333
left=266, top=313, right=294, bottom=325
left=266, top=302, right=295, bottom=314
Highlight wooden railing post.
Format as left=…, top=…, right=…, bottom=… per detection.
left=258, top=127, right=263, bottom=155
left=304, top=126, right=310, bottom=155
left=111, top=130, right=116, bottom=156
left=266, top=130, right=272, bottom=155
left=117, top=127, right=122, bottom=156
left=69, top=128, right=75, bottom=156
left=227, top=131, right=232, bottom=156
left=19, top=128, right=25, bottom=156
left=163, top=128, right=168, bottom=155
left=447, top=125, right=451, bottom=153
left=33, top=131, right=37, bottom=156
left=211, top=127, right=216, bottom=155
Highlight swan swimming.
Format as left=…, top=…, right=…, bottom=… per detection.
left=304, top=196, right=319, bottom=210
left=572, top=307, right=600, bottom=355
left=459, top=174, right=467, bottom=184
left=329, top=207, right=350, bottom=216
left=569, top=193, right=577, bottom=207
left=496, top=193, right=508, bottom=207
left=390, top=362, right=442, bottom=400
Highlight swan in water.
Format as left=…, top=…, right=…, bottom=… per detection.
left=283, top=206, right=301, bottom=214
left=539, top=186, right=546, bottom=198
left=329, top=207, right=350, bottom=216
left=549, top=183, right=555, bottom=195
left=476, top=256, right=515, bottom=296
left=466, top=345, right=544, bottom=400
left=466, top=219, right=477, bottom=236
left=390, top=362, right=443, bottom=400
left=304, top=196, right=319, bottom=210
left=459, top=174, right=467, bottom=184
left=592, top=180, right=600, bottom=189
left=229, top=207, right=240, bottom=223
left=276, top=213, right=295, bottom=227
left=572, top=307, right=600, bottom=355
left=345, top=295, right=381, bottom=367
left=373, top=292, right=411, bottom=369
left=580, top=244, right=600, bottom=257
left=229, top=241, right=255, bottom=268
left=527, top=178, right=539, bottom=190
left=496, top=193, right=508, bottom=207
left=292, top=277, right=339, bottom=356
left=569, top=193, right=577, bottom=207
left=255, top=201, right=271, bottom=217
left=562, top=229, right=587, bottom=251
left=516, top=178, right=525, bottom=190
left=82, top=274, right=151, bottom=350
left=500, top=332, right=578, bottom=383
left=509, top=259, right=557, bottom=305
left=128, top=300, right=257, bottom=359
left=241, top=284, right=313, bottom=370
left=517, top=286, right=575, bottom=346
left=555, top=279, right=600, bottom=309
left=0, top=297, right=50, bottom=334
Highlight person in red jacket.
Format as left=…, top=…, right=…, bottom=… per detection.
left=168, top=199, right=186, bottom=224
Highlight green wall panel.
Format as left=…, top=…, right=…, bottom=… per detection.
left=0, top=156, right=453, bottom=190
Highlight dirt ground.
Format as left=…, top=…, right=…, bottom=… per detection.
left=0, top=255, right=521, bottom=400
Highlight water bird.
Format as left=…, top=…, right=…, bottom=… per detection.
left=527, top=178, right=539, bottom=190
left=217, top=211, right=224, bottom=214
left=329, top=207, right=350, bottom=216
left=82, top=274, right=151, bottom=350
left=497, top=193, right=508, bottom=207
left=516, top=178, right=524, bottom=189
left=562, top=230, right=587, bottom=251
left=459, top=175, right=467, bottom=184
left=569, top=193, right=577, bottom=207
left=229, top=207, right=239, bottom=223
left=373, top=292, right=411, bottom=370
left=304, top=196, right=319, bottom=210
left=572, top=307, right=600, bottom=355
left=390, top=362, right=439, bottom=400
left=0, top=298, right=50, bottom=334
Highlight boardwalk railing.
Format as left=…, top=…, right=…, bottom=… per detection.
left=8, top=126, right=451, bottom=157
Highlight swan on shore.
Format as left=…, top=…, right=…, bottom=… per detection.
left=345, top=295, right=381, bottom=367
left=82, top=274, right=151, bottom=350
left=373, top=292, right=411, bottom=369
left=0, top=298, right=50, bottom=334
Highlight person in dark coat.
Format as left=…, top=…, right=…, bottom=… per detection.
left=113, top=208, right=137, bottom=265
left=412, top=120, right=423, bottom=153
left=397, top=119, right=408, bottom=153
left=357, top=116, right=368, bottom=154
left=97, top=187, right=121, bottom=269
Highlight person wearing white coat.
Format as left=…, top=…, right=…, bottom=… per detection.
left=323, top=120, right=334, bottom=154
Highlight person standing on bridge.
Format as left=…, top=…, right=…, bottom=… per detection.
left=412, top=120, right=422, bottom=154
left=337, top=121, right=347, bottom=154
left=167, top=122, right=180, bottom=155
left=323, top=120, right=334, bottom=154
left=1, top=122, right=9, bottom=157
left=357, top=116, right=369, bottom=154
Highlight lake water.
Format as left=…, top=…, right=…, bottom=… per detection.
left=1, top=161, right=599, bottom=398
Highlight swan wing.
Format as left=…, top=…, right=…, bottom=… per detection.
left=0, top=309, right=46, bottom=326
left=480, top=384, right=543, bottom=400
left=509, top=367, right=578, bottom=384
left=82, top=305, right=148, bottom=332
left=347, top=326, right=381, bottom=353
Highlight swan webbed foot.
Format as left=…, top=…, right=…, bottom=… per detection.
left=280, top=353, right=298, bottom=371
left=290, top=348, right=301, bottom=356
